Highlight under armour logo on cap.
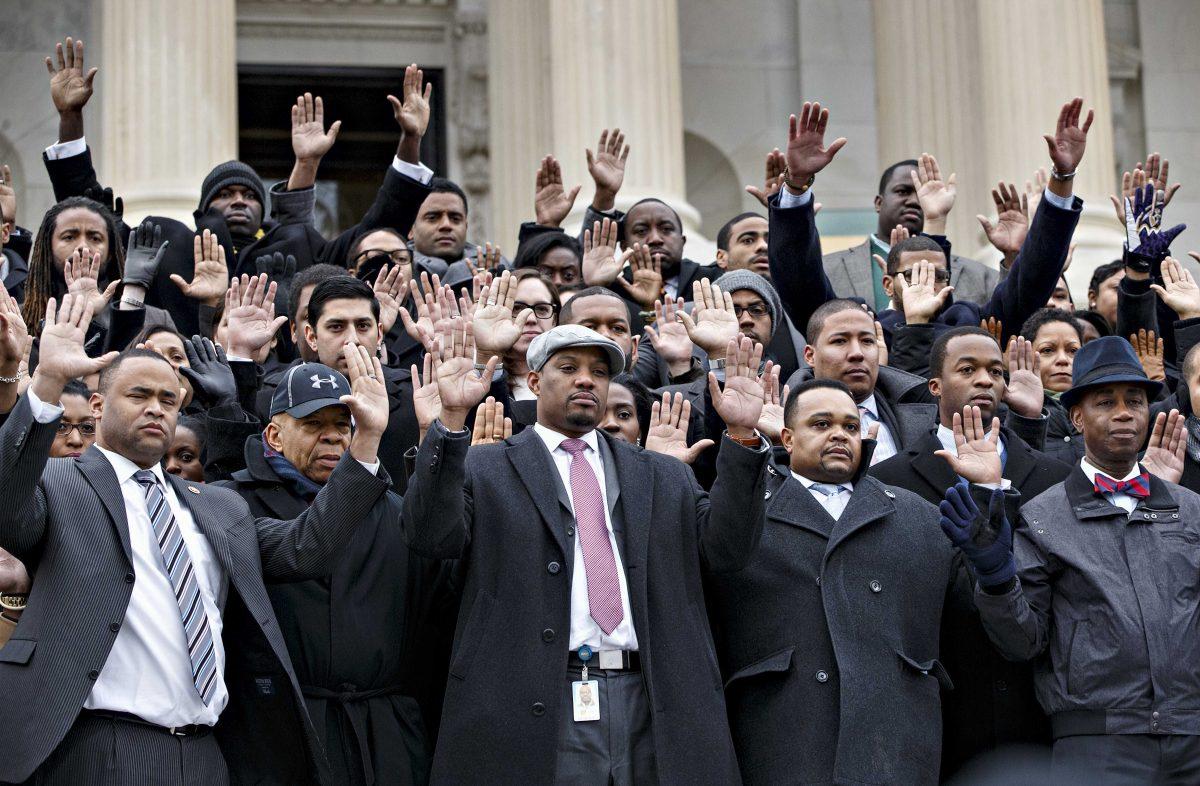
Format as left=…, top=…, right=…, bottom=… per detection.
left=270, top=362, right=351, bottom=419
left=311, top=374, right=337, bottom=389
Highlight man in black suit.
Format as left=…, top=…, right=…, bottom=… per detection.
left=0, top=292, right=394, bottom=784
left=402, top=320, right=771, bottom=784
left=707, top=378, right=958, bottom=785
left=870, top=325, right=1072, bottom=778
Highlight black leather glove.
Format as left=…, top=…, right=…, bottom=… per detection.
left=122, top=220, right=169, bottom=288
left=84, top=186, right=124, bottom=219
left=180, top=335, right=239, bottom=407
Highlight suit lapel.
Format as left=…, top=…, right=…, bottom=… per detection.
left=911, top=433, right=956, bottom=497
left=1000, top=430, right=1037, bottom=489
left=76, top=448, right=132, bottom=563
left=825, top=479, right=895, bottom=559
left=844, top=243, right=872, bottom=300
left=767, top=475, right=837, bottom=538
left=166, top=474, right=235, bottom=577
left=506, top=430, right=570, bottom=557
left=606, top=436, right=651, bottom=569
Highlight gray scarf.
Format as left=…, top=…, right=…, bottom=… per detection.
left=1186, top=414, right=1200, bottom=464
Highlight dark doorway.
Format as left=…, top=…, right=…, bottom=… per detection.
left=237, top=65, right=447, bottom=236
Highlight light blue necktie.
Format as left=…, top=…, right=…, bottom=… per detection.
left=134, top=470, right=218, bottom=705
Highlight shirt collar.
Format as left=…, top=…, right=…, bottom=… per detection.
left=869, top=234, right=890, bottom=254
left=858, top=394, right=879, bottom=418
left=95, top=444, right=166, bottom=487
left=1079, top=457, right=1141, bottom=485
left=790, top=470, right=853, bottom=494
left=533, top=423, right=599, bottom=456
left=936, top=423, right=1007, bottom=457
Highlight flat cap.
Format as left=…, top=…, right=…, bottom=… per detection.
left=526, top=325, right=625, bottom=374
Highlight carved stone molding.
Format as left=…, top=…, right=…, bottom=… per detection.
left=451, top=8, right=490, bottom=240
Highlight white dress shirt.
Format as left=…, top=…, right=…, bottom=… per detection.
left=532, top=424, right=638, bottom=651
left=27, top=389, right=229, bottom=726
left=858, top=394, right=897, bottom=464
left=1080, top=457, right=1141, bottom=514
left=790, top=471, right=853, bottom=521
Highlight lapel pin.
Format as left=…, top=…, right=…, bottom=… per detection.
left=187, top=486, right=200, bottom=495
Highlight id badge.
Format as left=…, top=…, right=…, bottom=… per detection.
left=572, top=680, right=600, bottom=722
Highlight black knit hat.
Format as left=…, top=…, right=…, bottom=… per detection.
left=198, top=161, right=266, bottom=212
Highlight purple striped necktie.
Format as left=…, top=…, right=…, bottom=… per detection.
left=134, top=470, right=218, bottom=705
left=1094, top=470, right=1151, bottom=499
left=560, top=439, right=624, bottom=635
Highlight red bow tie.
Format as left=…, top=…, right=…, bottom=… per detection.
left=1094, top=471, right=1151, bottom=499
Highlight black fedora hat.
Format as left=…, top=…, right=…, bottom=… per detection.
left=1060, top=335, right=1162, bottom=409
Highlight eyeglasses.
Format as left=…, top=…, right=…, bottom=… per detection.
left=895, top=267, right=950, bottom=283
left=57, top=421, right=96, bottom=437
left=733, top=303, right=771, bottom=319
left=352, top=249, right=411, bottom=268
left=515, top=301, right=559, bottom=320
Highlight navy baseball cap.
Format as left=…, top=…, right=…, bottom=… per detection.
left=270, top=362, right=352, bottom=419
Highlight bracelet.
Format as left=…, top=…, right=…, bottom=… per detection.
left=120, top=296, right=144, bottom=308
left=0, top=370, right=24, bottom=385
left=725, top=431, right=761, bottom=447
left=710, top=357, right=727, bottom=370
left=781, top=164, right=816, bottom=194
left=1050, top=167, right=1076, bottom=181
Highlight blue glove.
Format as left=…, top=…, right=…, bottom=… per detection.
left=939, top=480, right=1015, bottom=588
left=1123, top=184, right=1186, bottom=272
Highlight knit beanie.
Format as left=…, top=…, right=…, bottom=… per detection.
left=715, top=269, right=781, bottom=337
left=199, top=161, right=266, bottom=212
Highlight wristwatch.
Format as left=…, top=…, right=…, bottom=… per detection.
left=0, top=593, right=28, bottom=612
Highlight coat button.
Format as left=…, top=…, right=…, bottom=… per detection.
left=124, top=573, right=135, bottom=584
left=1152, top=721, right=1160, bottom=731
left=541, top=628, right=555, bottom=642
left=1152, top=711, right=1160, bottom=719
left=1063, top=436, right=1071, bottom=442
left=764, top=490, right=771, bottom=499
left=531, top=702, right=546, bottom=716
left=566, top=527, right=575, bottom=537
left=869, top=580, right=882, bottom=593
left=109, top=622, right=120, bottom=633
left=815, top=670, right=829, bottom=683
left=547, top=562, right=561, bottom=575
left=815, top=575, right=821, bottom=586
left=88, top=670, right=100, bottom=680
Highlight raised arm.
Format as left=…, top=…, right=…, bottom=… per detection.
left=43, top=37, right=107, bottom=202
left=767, top=103, right=844, bottom=334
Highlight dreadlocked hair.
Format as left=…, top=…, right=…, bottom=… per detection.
left=22, top=196, right=125, bottom=337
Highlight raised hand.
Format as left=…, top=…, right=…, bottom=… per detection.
left=893, top=259, right=953, bottom=324
left=873, top=224, right=911, bottom=277
left=341, top=344, right=389, bottom=463
left=586, top=128, right=630, bottom=211
left=784, top=102, right=847, bottom=186
left=63, top=248, right=117, bottom=316
left=617, top=244, right=663, bottom=310
left=0, top=547, right=30, bottom=595
left=427, top=319, right=498, bottom=430
left=1110, top=166, right=1148, bottom=225
left=30, top=294, right=118, bottom=403
left=708, top=335, right=767, bottom=439
left=411, top=353, right=442, bottom=445
left=372, top=262, right=408, bottom=335
left=755, top=363, right=788, bottom=444
left=389, top=64, right=433, bottom=164
left=938, top=481, right=1015, bottom=588
left=1143, top=152, right=1182, bottom=208
left=472, top=270, right=534, bottom=356
left=46, top=37, right=97, bottom=128
left=645, top=391, right=714, bottom=464
left=170, top=229, right=228, bottom=307
left=291, top=92, right=341, bottom=164
left=467, top=242, right=502, bottom=276
left=981, top=316, right=1003, bottom=347
left=254, top=252, right=297, bottom=309
left=582, top=217, right=622, bottom=286
left=398, top=272, right=457, bottom=345
left=1142, top=409, right=1186, bottom=484
left=1025, top=166, right=1048, bottom=215
left=224, top=274, right=288, bottom=359
left=0, top=289, right=29, bottom=371
left=643, top=297, right=695, bottom=377
left=1043, top=97, right=1093, bottom=177
left=934, top=406, right=1003, bottom=485
left=534, top=155, right=580, bottom=227
left=745, top=148, right=787, bottom=208
left=180, top=335, right=237, bottom=407
left=1152, top=257, right=1200, bottom=320
left=471, top=396, right=513, bottom=447
left=0, top=165, right=15, bottom=226
left=1131, top=328, right=1165, bottom=382
left=978, top=181, right=1029, bottom=261
left=1004, top=336, right=1044, bottom=418
left=875, top=319, right=889, bottom=367
left=679, top=279, right=740, bottom=359
left=910, top=153, right=956, bottom=233
left=123, top=220, right=169, bottom=289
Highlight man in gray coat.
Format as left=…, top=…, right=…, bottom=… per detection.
left=705, top=376, right=961, bottom=785
left=939, top=335, right=1200, bottom=783
left=402, top=321, right=771, bottom=784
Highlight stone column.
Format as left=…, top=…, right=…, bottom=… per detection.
left=99, top=0, right=238, bottom=224
left=873, top=0, right=1122, bottom=300
left=488, top=0, right=700, bottom=252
